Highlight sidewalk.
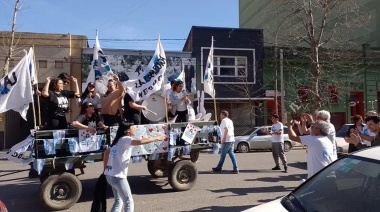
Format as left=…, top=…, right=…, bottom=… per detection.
left=0, top=150, right=8, bottom=160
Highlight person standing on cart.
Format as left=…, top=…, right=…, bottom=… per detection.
left=123, top=92, right=146, bottom=125
left=41, top=76, right=80, bottom=129
left=169, top=79, right=190, bottom=123
left=104, top=121, right=165, bottom=212
left=101, top=75, right=124, bottom=126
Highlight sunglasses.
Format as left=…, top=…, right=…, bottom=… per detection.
left=87, top=105, right=94, bottom=108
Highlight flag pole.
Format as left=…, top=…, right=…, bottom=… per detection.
left=163, top=69, right=169, bottom=123
left=211, top=37, right=218, bottom=123
left=32, top=45, right=41, bottom=127
left=29, top=46, right=37, bottom=130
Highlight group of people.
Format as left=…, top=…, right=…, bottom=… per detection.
left=41, top=73, right=193, bottom=132
left=210, top=110, right=339, bottom=180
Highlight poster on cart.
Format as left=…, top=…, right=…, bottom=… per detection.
left=108, top=124, right=169, bottom=156
left=131, top=124, right=169, bottom=156
left=78, top=129, right=102, bottom=152
left=181, top=123, right=201, bottom=144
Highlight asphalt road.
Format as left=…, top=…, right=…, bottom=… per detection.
left=0, top=149, right=307, bottom=212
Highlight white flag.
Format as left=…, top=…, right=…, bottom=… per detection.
left=86, top=31, right=112, bottom=94
left=204, top=37, right=215, bottom=98
left=123, top=37, right=167, bottom=102
left=27, top=47, right=38, bottom=85
left=0, top=49, right=34, bottom=120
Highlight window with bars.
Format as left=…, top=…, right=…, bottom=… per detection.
left=213, top=56, right=247, bottom=77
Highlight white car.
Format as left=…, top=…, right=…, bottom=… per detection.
left=244, top=146, right=380, bottom=211
left=234, top=126, right=299, bottom=153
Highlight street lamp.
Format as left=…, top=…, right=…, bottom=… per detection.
left=274, top=8, right=301, bottom=120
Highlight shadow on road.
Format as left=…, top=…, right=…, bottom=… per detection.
left=77, top=174, right=174, bottom=204
left=208, top=185, right=293, bottom=197
left=247, top=173, right=307, bottom=183
left=287, top=161, right=307, bottom=170
left=187, top=204, right=258, bottom=212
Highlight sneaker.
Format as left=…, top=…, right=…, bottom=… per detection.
left=272, top=166, right=281, bottom=170
left=284, top=166, right=288, bottom=173
left=231, top=170, right=239, bottom=174
left=212, top=167, right=221, bottom=172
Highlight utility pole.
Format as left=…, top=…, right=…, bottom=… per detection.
left=2, top=0, right=21, bottom=78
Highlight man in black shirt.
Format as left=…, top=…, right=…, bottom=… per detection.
left=123, top=93, right=146, bottom=124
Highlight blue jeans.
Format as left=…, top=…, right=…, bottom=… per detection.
left=105, top=175, right=134, bottom=212
left=216, top=142, right=239, bottom=171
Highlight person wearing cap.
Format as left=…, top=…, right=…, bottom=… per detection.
left=78, top=82, right=101, bottom=114
left=169, top=79, right=190, bottom=123
left=72, top=102, right=108, bottom=134
left=101, top=75, right=124, bottom=126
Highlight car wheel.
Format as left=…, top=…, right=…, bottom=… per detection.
left=238, top=142, right=249, bottom=153
left=284, top=141, right=292, bottom=152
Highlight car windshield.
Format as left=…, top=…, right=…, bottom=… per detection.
left=285, top=155, right=380, bottom=212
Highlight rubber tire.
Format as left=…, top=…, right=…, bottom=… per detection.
left=238, top=142, right=250, bottom=153
left=147, top=160, right=168, bottom=178
left=284, top=141, right=292, bottom=152
left=190, top=151, right=200, bottom=163
left=40, top=173, right=82, bottom=211
left=168, top=160, right=198, bottom=191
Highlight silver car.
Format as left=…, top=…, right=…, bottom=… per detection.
left=234, top=126, right=298, bottom=153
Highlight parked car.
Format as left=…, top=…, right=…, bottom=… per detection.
left=335, top=124, right=352, bottom=157
left=234, top=126, right=299, bottom=153
left=244, top=146, right=380, bottom=211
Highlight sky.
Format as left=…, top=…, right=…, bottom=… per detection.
left=0, top=0, right=239, bottom=51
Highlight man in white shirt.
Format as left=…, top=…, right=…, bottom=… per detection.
left=299, top=110, right=338, bottom=161
left=265, top=114, right=288, bottom=172
left=288, top=120, right=335, bottom=178
left=212, top=110, right=239, bottom=174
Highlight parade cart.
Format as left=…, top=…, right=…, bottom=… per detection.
left=31, top=121, right=217, bottom=211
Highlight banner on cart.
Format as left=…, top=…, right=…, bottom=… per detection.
left=110, top=124, right=169, bottom=156
left=0, top=134, right=34, bottom=164
left=181, top=123, right=201, bottom=144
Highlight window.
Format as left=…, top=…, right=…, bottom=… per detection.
left=55, top=60, right=63, bottom=69
left=39, top=60, right=47, bottom=68
left=329, top=86, right=339, bottom=103
left=213, top=56, right=247, bottom=77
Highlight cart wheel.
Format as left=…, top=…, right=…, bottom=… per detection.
left=168, top=160, right=198, bottom=191
left=147, top=159, right=168, bottom=178
left=40, top=173, right=82, bottom=211
left=190, top=151, right=200, bottom=163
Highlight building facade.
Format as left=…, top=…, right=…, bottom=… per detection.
left=239, top=0, right=380, bottom=128
left=0, top=32, right=87, bottom=149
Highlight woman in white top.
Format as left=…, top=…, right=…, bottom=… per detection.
left=103, top=121, right=165, bottom=212
left=77, top=82, right=101, bottom=113
left=169, top=80, right=190, bottom=123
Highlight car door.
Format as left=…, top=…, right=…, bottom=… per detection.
left=251, top=127, right=271, bottom=149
